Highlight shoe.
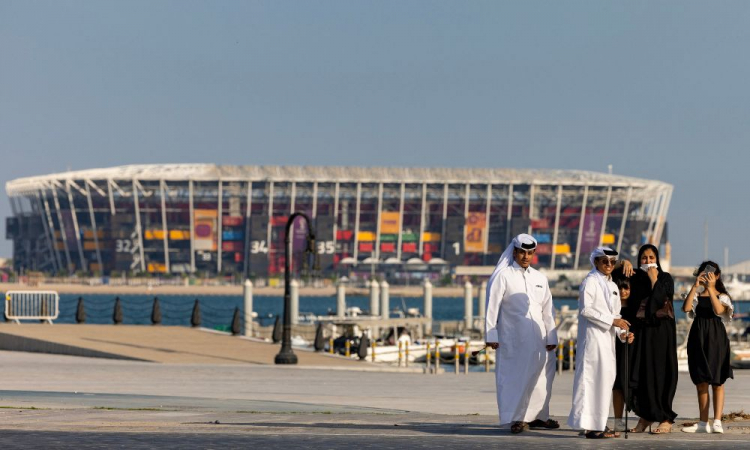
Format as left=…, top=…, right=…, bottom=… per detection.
left=712, top=420, right=723, bottom=434
left=613, top=419, right=626, bottom=432
left=682, top=422, right=711, bottom=433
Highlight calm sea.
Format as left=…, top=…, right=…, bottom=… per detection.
left=3, top=293, right=742, bottom=331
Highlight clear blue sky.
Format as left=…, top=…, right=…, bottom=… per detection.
left=1, top=1, right=748, bottom=267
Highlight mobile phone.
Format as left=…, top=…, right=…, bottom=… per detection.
left=705, top=265, right=716, bottom=274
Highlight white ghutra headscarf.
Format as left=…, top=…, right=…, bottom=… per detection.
left=485, top=233, right=537, bottom=305
left=582, top=246, right=619, bottom=310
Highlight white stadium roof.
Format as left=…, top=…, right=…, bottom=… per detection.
left=6, top=164, right=672, bottom=196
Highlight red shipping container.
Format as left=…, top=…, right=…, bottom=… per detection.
left=222, top=241, right=244, bottom=252
left=359, top=242, right=374, bottom=252
left=234, top=252, right=243, bottom=262
left=381, top=242, right=396, bottom=253
left=423, top=253, right=432, bottom=262
left=271, top=216, right=288, bottom=226
left=402, top=242, right=417, bottom=253
left=535, top=243, right=552, bottom=255
left=423, top=243, right=437, bottom=253
left=223, top=216, right=244, bottom=227
left=336, top=230, right=353, bottom=240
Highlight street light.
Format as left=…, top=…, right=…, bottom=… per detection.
left=275, top=211, right=318, bottom=365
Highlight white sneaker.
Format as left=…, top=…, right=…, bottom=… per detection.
left=682, top=421, right=711, bottom=433
left=712, top=420, right=724, bottom=434
left=613, top=419, right=626, bottom=432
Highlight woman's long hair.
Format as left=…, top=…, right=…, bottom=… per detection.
left=694, top=260, right=730, bottom=298
left=637, top=244, right=663, bottom=272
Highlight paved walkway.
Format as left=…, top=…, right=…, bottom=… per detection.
left=0, top=351, right=749, bottom=448
left=0, top=324, right=369, bottom=366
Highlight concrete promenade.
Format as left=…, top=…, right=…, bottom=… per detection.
left=0, top=351, right=749, bottom=448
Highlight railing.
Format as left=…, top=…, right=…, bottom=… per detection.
left=4, top=291, right=60, bottom=324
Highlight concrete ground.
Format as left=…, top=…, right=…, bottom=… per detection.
left=0, top=351, right=749, bottom=448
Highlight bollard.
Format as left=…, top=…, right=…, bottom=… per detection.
left=423, top=279, right=433, bottom=336
left=484, top=346, right=490, bottom=372
left=405, top=341, right=410, bottom=367
left=371, top=340, right=377, bottom=362
left=464, top=346, right=469, bottom=374
left=336, top=280, right=346, bottom=318
left=454, top=343, right=460, bottom=375
left=75, top=297, right=86, bottom=324
left=272, top=316, right=282, bottom=343
left=113, top=297, right=123, bottom=325
left=345, top=339, right=351, bottom=357
left=557, top=341, right=564, bottom=374
left=426, top=342, right=432, bottom=371
left=314, top=323, right=325, bottom=352
left=151, top=297, right=162, bottom=325
left=243, top=280, right=253, bottom=337
left=380, top=280, right=390, bottom=320
left=231, top=307, right=241, bottom=336
left=434, top=342, right=440, bottom=374
left=569, top=339, right=575, bottom=371
left=464, top=281, right=473, bottom=331
left=398, top=341, right=403, bottom=367
left=358, top=334, right=369, bottom=360
left=191, top=299, right=201, bottom=328
left=329, top=337, right=334, bottom=354
left=290, top=279, right=299, bottom=325
left=369, top=280, right=380, bottom=316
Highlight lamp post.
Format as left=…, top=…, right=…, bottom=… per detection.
left=275, top=211, right=317, bottom=365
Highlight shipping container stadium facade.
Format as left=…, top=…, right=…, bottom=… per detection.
left=5, top=164, right=673, bottom=276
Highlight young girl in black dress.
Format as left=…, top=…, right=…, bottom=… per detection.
left=681, top=261, right=734, bottom=434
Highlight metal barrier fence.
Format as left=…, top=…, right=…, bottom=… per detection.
left=5, top=291, right=60, bottom=324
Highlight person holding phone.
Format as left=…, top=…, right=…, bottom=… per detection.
left=626, top=244, right=678, bottom=434
left=681, top=261, right=734, bottom=434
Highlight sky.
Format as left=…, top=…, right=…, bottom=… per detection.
left=1, top=1, right=749, bottom=267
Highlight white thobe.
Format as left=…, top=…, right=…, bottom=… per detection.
left=567, top=272, right=624, bottom=431
left=485, top=262, right=558, bottom=425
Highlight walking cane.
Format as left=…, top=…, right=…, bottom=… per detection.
left=625, top=334, right=629, bottom=440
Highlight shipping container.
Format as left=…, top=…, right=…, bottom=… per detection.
left=356, top=231, right=376, bottom=242
left=359, top=242, right=374, bottom=253
left=380, top=242, right=396, bottom=253
left=222, top=216, right=244, bottom=227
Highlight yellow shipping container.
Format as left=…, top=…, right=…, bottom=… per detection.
left=83, top=230, right=104, bottom=239
left=55, top=241, right=66, bottom=250
left=147, top=263, right=167, bottom=273
left=602, top=233, right=615, bottom=245
left=421, top=232, right=441, bottom=242
left=554, top=244, right=571, bottom=254
left=169, top=230, right=190, bottom=240
left=83, top=241, right=98, bottom=250
left=144, top=229, right=165, bottom=240
left=356, top=231, right=376, bottom=242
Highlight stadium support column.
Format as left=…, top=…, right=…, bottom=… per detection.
left=375, top=183, right=383, bottom=261
left=51, top=186, right=73, bottom=272
left=573, top=185, right=589, bottom=270
left=160, top=180, right=170, bottom=274
left=418, top=183, right=427, bottom=257
left=616, top=186, right=633, bottom=255
left=483, top=184, right=491, bottom=264
left=352, top=182, right=362, bottom=262
left=189, top=180, right=196, bottom=273
left=311, top=182, right=318, bottom=219
left=38, top=191, right=62, bottom=272
left=655, top=188, right=672, bottom=246
left=463, top=184, right=470, bottom=257
left=290, top=181, right=296, bottom=212
left=107, top=179, right=116, bottom=215
left=332, top=182, right=340, bottom=262
left=396, top=183, right=405, bottom=261
left=505, top=184, right=514, bottom=245
left=599, top=184, right=612, bottom=246
left=527, top=183, right=536, bottom=235
left=85, top=181, right=103, bottom=272
left=440, top=183, right=448, bottom=259
left=217, top=180, right=223, bottom=275
left=243, top=181, right=252, bottom=279
left=266, top=182, right=274, bottom=265
left=550, top=184, right=563, bottom=270
left=132, top=180, right=146, bottom=273
left=66, top=181, right=87, bottom=272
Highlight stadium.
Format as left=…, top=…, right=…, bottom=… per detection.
left=5, top=164, right=673, bottom=278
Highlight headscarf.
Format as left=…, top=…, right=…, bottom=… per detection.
left=486, top=233, right=537, bottom=304
left=582, top=246, right=619, bottom=310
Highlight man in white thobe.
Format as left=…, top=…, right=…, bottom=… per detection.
left=485, top=234, right=559, bottom=433
left=567, top=247, right=632, bottom=439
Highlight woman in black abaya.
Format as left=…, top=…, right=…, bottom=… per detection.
left=627, top=244, right=678, bottom=434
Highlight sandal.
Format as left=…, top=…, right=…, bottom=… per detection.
left=650, top=422, right=672, bottom=434
left=528, top=419, right=560, bottom=429
left=629, top=418, right=653, bottom=433
left=510, top=421, right=528, bottom=434
left=585, top=430, right=618, bottom=439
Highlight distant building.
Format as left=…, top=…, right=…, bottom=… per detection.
left=5, top=164, right=672, bottom=277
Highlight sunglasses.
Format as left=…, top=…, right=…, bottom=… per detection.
left=597, top=257, right=618, bottom=266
